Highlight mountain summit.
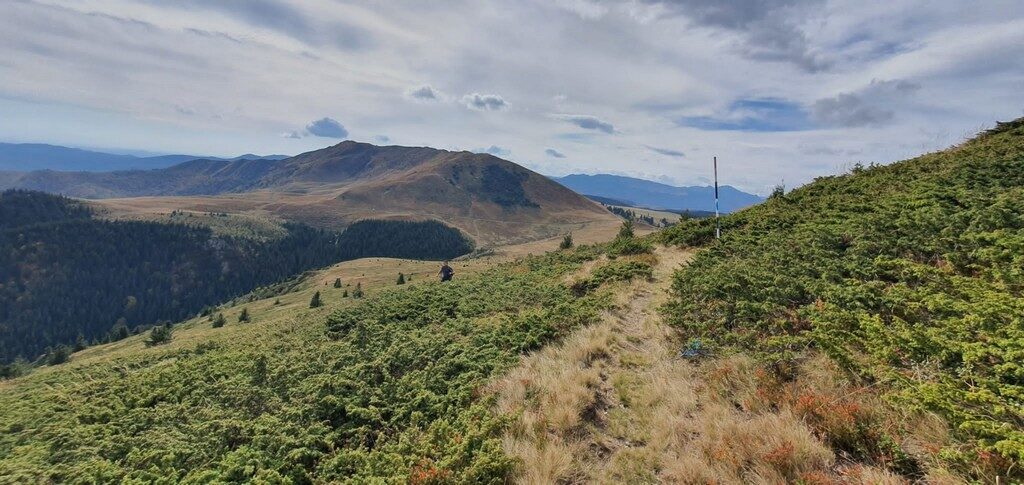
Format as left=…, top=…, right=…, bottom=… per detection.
left=0, top=142, right=616, bottom=245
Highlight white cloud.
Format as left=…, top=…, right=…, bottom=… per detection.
left=462, top=93, right=508, bottom=111
left=0, top=0, right=1021, bottom=193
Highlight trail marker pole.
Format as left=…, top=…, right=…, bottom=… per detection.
left=714, top=156, right=721, bottom=239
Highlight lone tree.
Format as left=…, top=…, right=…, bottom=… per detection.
left=342, top=289, right=349, bottom=297
left=396, top=273, right=406, bottom=285
left=333, top=278, right=342, bottom=288
left=559, top=233, right=574, bottom=250
left=145, top=323, right=173, bottom=347
left=310, top=291, right=323, bottom=308
left=212, top=313, right=226, bottom=328
left=238, top=307, right=250, bottom=323
left=353, top=282, right=364, bottom=298
left=617, top=220, right=635, bottom=239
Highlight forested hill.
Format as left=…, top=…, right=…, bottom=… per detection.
left=0, top=191, right=473, bottom=363
left=660, top=118, right=1024, bottom=478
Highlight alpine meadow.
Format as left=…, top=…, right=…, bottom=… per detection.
left=1, top=1, right=1023, bottom=484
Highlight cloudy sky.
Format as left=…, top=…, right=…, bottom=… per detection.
left=1, top=0, right=1022, bottom=194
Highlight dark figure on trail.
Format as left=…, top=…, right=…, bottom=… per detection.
left=438, top=261, right=455, bottom=282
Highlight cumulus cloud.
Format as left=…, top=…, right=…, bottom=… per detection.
left=305, top=117, right=349, bottom=138
left=545, top=148, right=566, bottom=158
left=812, top=79, right=920, bottom=128
left=406, top=84, right=442, bottom=101
left=555, top=114, right=615, bottom=134
left=645, top=145, right=684, bottom=157
left=280, top=130, right=302, bottom=139
left=462, top=93, right=508, bottom=111
left=474, top=145, right=510, bottom=157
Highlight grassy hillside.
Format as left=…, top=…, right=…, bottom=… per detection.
left=0, top=238, right=653, bottom=482
left=0, top=191, right=473, bottom=364
left=660, top=119, right=1024, bottom=480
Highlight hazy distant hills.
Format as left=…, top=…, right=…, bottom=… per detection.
left=553, top=173, right=764, bottom=213
left=0, top=141, right=615, bottom=245
left=0, top=142, right=288, bottom=172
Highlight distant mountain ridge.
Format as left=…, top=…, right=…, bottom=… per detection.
left=0, top=141, right=615, bottom=245
left=553, top=173, right=764, bottom=213
left=0, top=142, right=288, bottom=172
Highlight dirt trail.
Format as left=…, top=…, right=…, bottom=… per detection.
left=490, top=246, right=907, bottom=484
left=491, top=246, right=698, bottom=483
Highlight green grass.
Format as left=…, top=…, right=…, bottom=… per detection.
left=660, top=119, right=1024, bottom=480
left=0, top=246, right=620, bottom=483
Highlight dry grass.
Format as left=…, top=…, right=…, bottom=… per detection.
left=490, top=246, right=967, bottom=484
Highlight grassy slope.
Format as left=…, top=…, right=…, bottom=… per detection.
left=0, top=232, right=654, bottom=482
left=660, top=120, right=1024, bottom=480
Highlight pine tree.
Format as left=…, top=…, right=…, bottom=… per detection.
left=73, top=333, right=87, bottom=352
left=333, top=278, right=342, bottom=288
left=212, top=313, right=226, bottom=328
left=353, top=283, right=364, bottom=298
left=109, top=319, right=131, bottom=342
left=396, top=273, right=405, bottom=285
left=144, top=323, right=173, bottom=347
left=238, top=307, right=250, bottom=323
left=617, top=220, right=635, bottom=239
left=559, top=233, right=574, bottom=250
left=46, top=345, right=72, bottom=365
left=310, top=291, right=323, bottom=308
left=343, top=289, right=349, bottom=297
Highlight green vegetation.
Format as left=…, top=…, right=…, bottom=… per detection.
left=309, top=291, right=323, bottom=308
left=0, top=245, right=638, bottom=482
left=333, top=277, right=342, bottom=288
left=0, top=192, right=473, bottom=363
left=559, top=232, right=574, bottom=250
left=609, top=220, right=653, bottom=256
left=660, top=119, right=1024, bottom=479
left=238, top=308, right=250, bottom=323
left=396, top=272, right=406, bottom=285
left=212, top=313, right=226, bottom=328
left=144, top=323, right=173, bottom=347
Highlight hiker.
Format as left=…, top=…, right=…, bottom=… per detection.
left=438, top=261, right=455, bottom=282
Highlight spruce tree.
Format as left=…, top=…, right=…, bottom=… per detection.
left=310, top=291, right=323, bottom=308
left=73, top=333, right=87, bottom=352
left=333, top=278, right=342, bottom=288
left=617, top=220, right=635, bottom=239
left=109, top=320, right=131, bottom=342
left=353, top=283, right=364, bottom=298
left=144, top=323, right=173, bottom=347
left=559, top=233, right=574, bottom=250
left=396, top=273, right=405, bottom=285
left=212, top=313, right=226, bottom=328
left=238, top=307, right=250, bottom=323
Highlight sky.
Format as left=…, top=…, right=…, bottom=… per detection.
left=1, top=0, right=1022, bottom=194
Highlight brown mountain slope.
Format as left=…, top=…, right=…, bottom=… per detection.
left=80, top=142, right=617, bottom=246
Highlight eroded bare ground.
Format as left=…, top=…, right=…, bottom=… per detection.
left=490, top=246, right=963, bottom=484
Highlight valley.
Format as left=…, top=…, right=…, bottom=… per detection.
left=3, top=120, right=1022, bottom=482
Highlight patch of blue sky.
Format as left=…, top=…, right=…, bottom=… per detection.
left=677, top=98, right=815, bottom=132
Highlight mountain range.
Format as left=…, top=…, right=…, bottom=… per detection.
left=0, top=142, right=289, bottom=172
left=0, top=141, right=615, bottom=246
left=553, top=173, right=764, bottom=213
